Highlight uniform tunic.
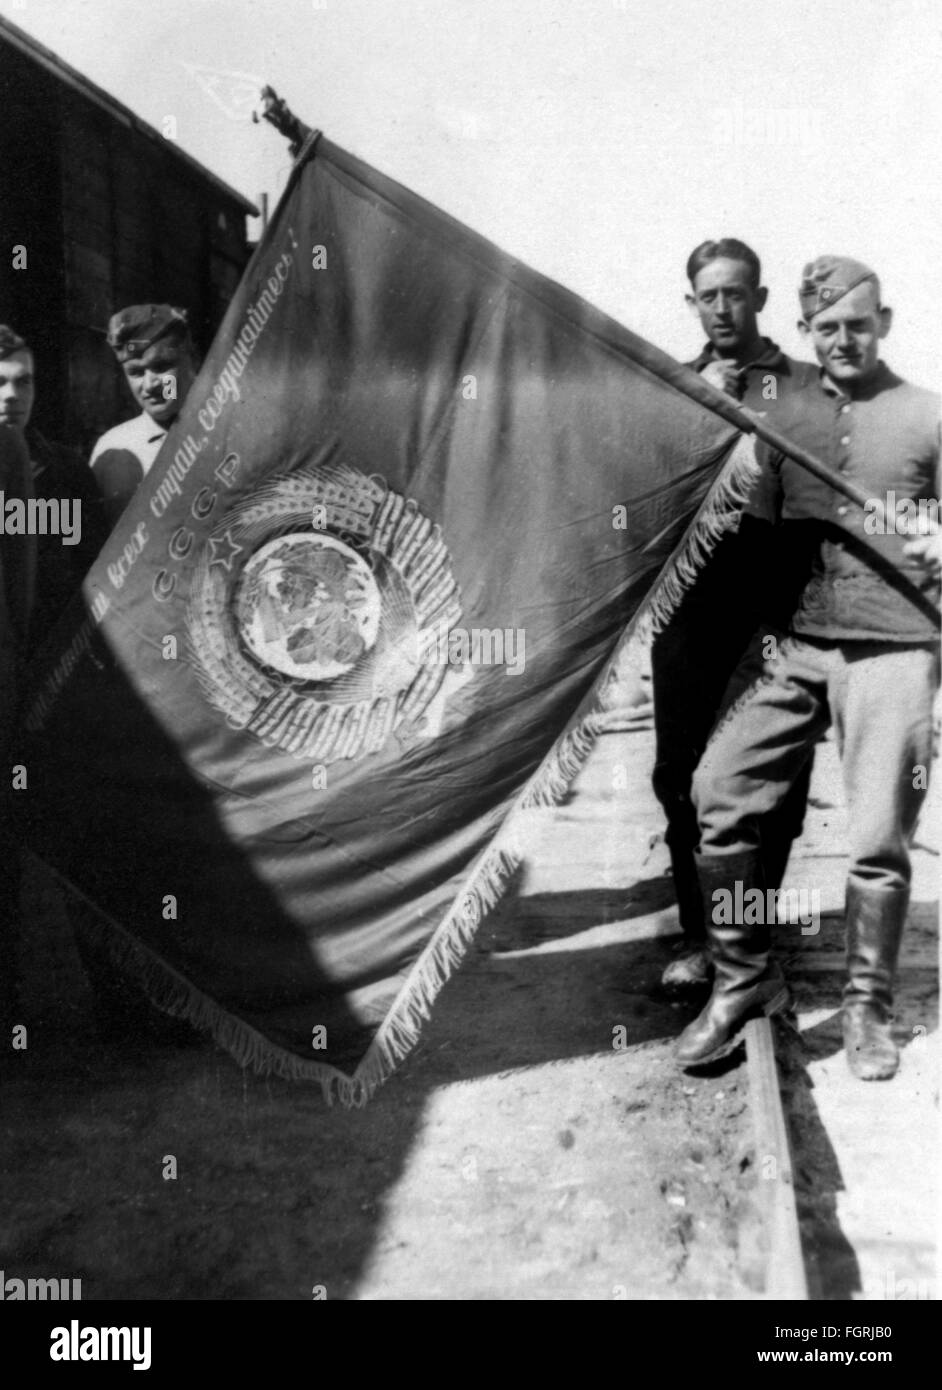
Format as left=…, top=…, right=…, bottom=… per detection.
left=693, top=363, right=940, bottom=894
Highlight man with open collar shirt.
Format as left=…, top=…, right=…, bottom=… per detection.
left=679, top=255, right=940, bottom=1081
left=76, top=305, right=202, bottom=1042
left=652, top=239, right=816, bottom=998
left=90, top=304, right=198, bottom=528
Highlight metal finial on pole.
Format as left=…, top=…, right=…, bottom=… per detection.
left=253, top=85, right=314, bottom=158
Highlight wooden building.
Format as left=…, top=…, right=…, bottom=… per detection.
left=0, top=14, right=257, bottom=454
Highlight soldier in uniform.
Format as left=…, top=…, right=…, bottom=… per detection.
left=653, top=240, right=815, bottom=995
left=90, top=304, right=198, bottom=527
left=678, top=256, right=940, bottom=1080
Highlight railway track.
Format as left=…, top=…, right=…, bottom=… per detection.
left=5, top=720, right=933, bottom=1300
left=743, top=1016, right=809, bottom=1300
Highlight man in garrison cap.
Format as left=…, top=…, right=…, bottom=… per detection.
left=676, top=255, right=940, bottom=1081
left=90, top=304, right=199, bottom=527
left=652, top=239, right=817, bottom=998
left=76, top=307, right=201, bottom=1041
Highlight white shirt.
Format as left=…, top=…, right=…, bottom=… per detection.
left=89, top=411, right=168, bottom=477
left=89, top=411, right=169, bottom=524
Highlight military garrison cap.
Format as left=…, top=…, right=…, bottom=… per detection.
left=106, top=304, right=190, bottom=362
left=0, top=324, right=29, bottom=360
left=799, top=256, right=878, bottom=322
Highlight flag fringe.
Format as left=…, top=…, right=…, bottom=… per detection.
left=68, top=892, right=371, bottom=1106
left=633, top=433, right=761, bottom=642
left=69, top=435, right=759, bottom=1106
left=344, top=433, right=761, bottom=1100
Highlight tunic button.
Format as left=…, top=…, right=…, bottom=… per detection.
left=840, top=435, right=850, bottom=446
left=837, top=505, right=849, bottom=516
left=841, top=404, right=851, bottom=414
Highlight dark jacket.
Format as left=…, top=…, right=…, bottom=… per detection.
left=27, top=428, right=107, bottom=647
left=673, top=340, right=817, bottom=624
left=688, top=339, right=818, bottom=522
left=758, top=364, right=940, bottom=643
left=0, top=427, right=37, bottom=742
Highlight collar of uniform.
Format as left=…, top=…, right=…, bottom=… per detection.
left=817, top=359, right=895, bottom=404
left=690, top=336, right=786, bottom=374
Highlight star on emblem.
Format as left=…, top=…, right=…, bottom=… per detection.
left=208, top=529, right=244, bottom=572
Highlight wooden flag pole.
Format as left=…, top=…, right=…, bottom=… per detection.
left=254, top=87, right=938, bottom=619
left=643, top=361, right=940, bottom=623
left=653, top=363, right=876, bottom=510
left=252, top=88, right=878, bottom=511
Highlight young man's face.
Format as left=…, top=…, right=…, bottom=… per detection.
left=122, top=336, right=197, bottom=426
left=0, top=349, right=36, bottom=434
left=687, top=257, right=767, bottom=356
left=800, top=280, right=890, bottom=389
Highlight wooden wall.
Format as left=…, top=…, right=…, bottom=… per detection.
left=0, top=33, right=252, bottom=456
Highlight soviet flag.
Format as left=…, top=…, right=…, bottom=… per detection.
left=17, top=132, right=758, bottom=1101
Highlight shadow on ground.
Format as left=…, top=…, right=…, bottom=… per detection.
left=1, top=856, right=698, bottom=1300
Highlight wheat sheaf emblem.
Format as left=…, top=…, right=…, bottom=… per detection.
left=185, top=461, right=462, bottom=763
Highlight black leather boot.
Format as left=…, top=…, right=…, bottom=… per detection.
left=676, top=849, right=789, bottom=1067
left=842, top=881, right=908, bottom=1081
left=660, top=842, right=713, bottom=995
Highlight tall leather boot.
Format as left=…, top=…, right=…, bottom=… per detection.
left=842, top=881, right=908, bottom=1081
left=676, top=849, right=789, bottom=1067
left=660, top=841, right=713, bottom=994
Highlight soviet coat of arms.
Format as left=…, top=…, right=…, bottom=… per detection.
left=185, top=461, right=464, bottom=763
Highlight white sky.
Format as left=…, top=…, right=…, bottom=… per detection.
left=3, top=0, right=941, bottom=388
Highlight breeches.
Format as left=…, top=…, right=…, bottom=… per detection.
left=693, top=637, right=939, bottom=893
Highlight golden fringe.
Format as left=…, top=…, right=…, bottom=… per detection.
left=69, top=436, right=759, bottom=1106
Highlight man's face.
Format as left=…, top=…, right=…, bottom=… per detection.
left=687, top=257, right=767, bottom=355
left=122, top=336, right=197, bottom=426
left=800, top=280, right=890, bottom=389
left=0, top=349, right=36, bottom=434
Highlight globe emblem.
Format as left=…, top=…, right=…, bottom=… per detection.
left=186, top=463, right=464, bottom=763
left=235, top=533, right=382, bottom=682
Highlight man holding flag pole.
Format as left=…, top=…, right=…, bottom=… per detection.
left=16, top=91, right=939, bottom=1101
left=678, top=256, right=940, bottom=1080
left=653, top=237, right=815, bottom=998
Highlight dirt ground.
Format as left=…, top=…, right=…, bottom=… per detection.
left=774, top=738, right=939, bottom=1303
left=1, top=693, right=937, bottom=1300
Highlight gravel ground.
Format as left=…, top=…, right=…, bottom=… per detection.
left=1, top=707, right=936, bottom=1300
